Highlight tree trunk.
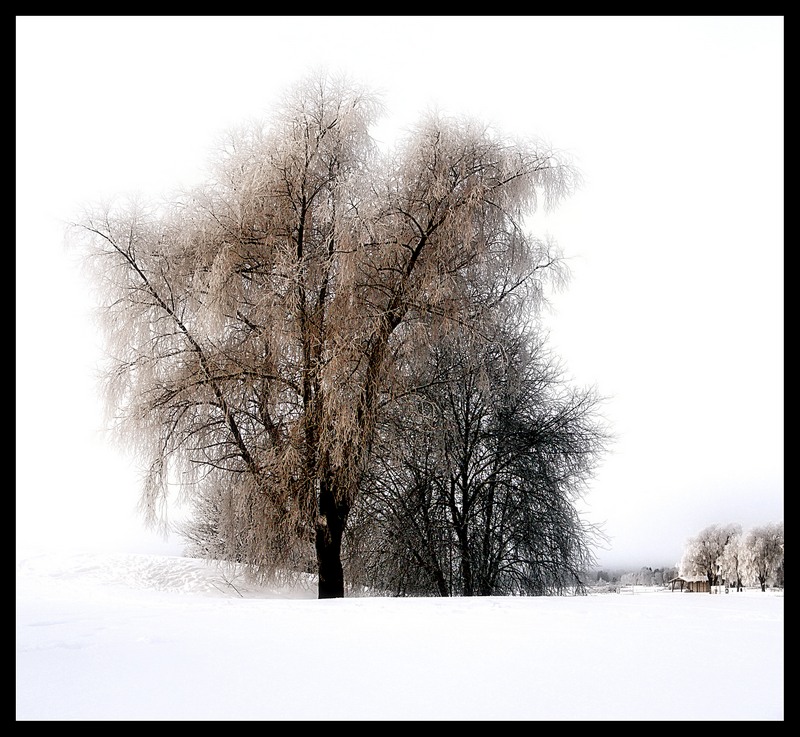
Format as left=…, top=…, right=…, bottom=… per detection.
left=315, top=474, right=349, bottom=599
left=457, top=525, right=474, bottom=596
left=433, top=567, right=449, bottom=597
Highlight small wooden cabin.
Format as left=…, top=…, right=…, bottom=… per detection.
left=668, top=576, right=710, bottom=593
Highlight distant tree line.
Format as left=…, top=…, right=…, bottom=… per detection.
left=587, top=522, right=784, bottom=592
left=618, top=566, right=678, bottom=586
left=587, top=566, right=678, bottom=587
left=679, top=522, right=784, bottom=592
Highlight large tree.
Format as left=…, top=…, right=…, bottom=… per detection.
left=72, top=73, right=580, bottom=598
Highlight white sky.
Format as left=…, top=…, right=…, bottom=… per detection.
left=16, top=550, right=784, bottom=720
left=16, top=16, right=783, bottom=569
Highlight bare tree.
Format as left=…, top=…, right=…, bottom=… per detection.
left=346, top=318, right=608, bottom=596
left=743, top=522, right=784, bottom=591
left=71, top=72, right=580, bottom=598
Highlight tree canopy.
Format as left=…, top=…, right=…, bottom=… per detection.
left=72, top=72, right=602, bottom=598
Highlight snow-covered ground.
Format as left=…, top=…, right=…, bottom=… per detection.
left=16, top=548, right=783, bottom=721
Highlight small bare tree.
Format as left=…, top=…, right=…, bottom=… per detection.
left=71, top=72, right=580, bottom=598
left=345, top=318, right=608, bottom=596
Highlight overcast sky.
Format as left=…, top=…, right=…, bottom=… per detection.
left=16, top=16, right=783, bottom=569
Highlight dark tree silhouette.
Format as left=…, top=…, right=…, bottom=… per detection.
left=346, top=319, right=608, bottom=596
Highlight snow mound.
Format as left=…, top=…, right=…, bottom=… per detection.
left=16, top=550, right=317, bottom=599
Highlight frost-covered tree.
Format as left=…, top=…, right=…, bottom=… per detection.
left=743, top=522, right=784, bottom=591
left=652, top=568, right=674, bottom=586
left=679, top=523, right=741, bottom=591
left=71, top=72, right=581, bottom=598
left=717, top=528, right=745, bottom=591
left=619, top=567, right=658, bottom=586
